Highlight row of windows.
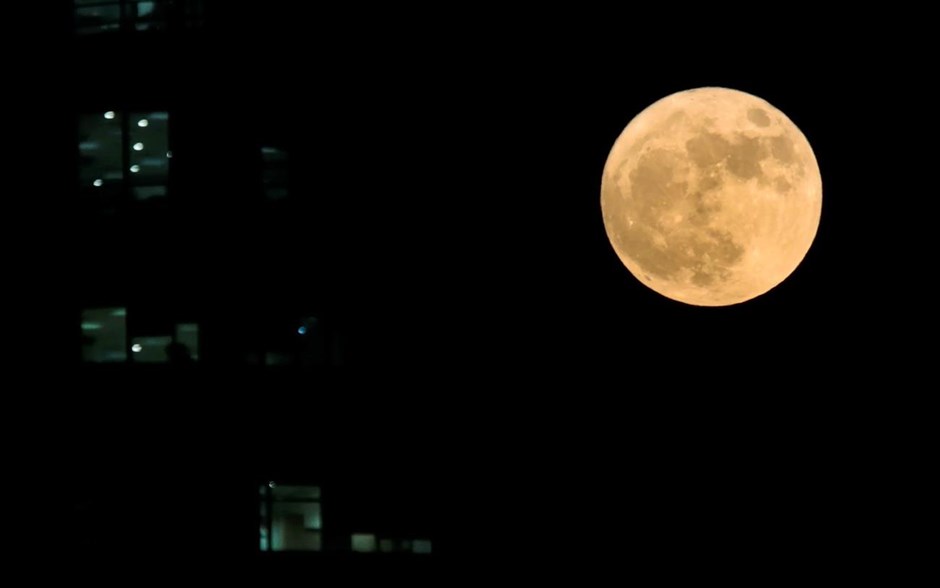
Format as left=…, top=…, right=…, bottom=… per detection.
left=258, top=484, right=432, bottom=555
left=81, top=308, right=336, bottom=366
left=81, top=307, right=199, bottom=363
left=79, top=110, right=288, bottom=206
left=75, top=0, right=205, bottom=35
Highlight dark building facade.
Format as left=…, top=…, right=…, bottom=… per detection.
left=55, top=2, right=440, bottom=582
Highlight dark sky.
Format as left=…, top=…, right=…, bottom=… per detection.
left=36, top=4, right=927, bottom=374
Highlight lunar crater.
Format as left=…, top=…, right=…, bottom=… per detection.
left=747, top=108, right=771, bottom=127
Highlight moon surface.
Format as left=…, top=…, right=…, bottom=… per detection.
left=601, top=87, right=822, bottom=306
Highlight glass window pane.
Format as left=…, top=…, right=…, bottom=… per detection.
left=75, top=5, right=121, bottom=34
left=137, top=1, right=156, bottom=17
left=261, top=147, right=289, bottom=200
left=261, top=147, right=287, bottom=164
left=76, top=1, right=202, bottom=33
left=272, top=515, right=322, bottom=551
left=79, top=112, right=124, bottom=192
left=129, top=112, right=169, bottom=197
left=185, top=0, right=206, bottom=26
left=131, top=335, right=172, bottom=363
left=272, top=501, right=321, bottom=531
left=265, top=188, right=288, bottom=201
left=129, top=0, right=167, bottom=31
left=81, top=307, right=127, bottom=363
left=133, top=186, right=167, bottom=201
left=272, top=485, right=321, bottom=500
left=412, top=539, right=432, bottom=554
left=264, top=351, right=293, bottom=366
left=175, top=323, right=199, bottom=360
left=259, top=527, right=269, bottom=551
left=351, top=534, right=376, bottom=553
left=264, top=168, right=288, bottom=185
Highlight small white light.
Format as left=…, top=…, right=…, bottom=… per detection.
left=93, top=179, right=103, bottom=187
left=130, top=165, right=141, bottom=173
left=268, top=481, right=276, bottom=488
left=166, top=150, right=173, bottom=159
left=132, top=344, right=143, bottom=353
left=138, top=119, right=149, bottom=128
left=133, top=142, right=144, bottom=151
left=104, top=111, right=116, bottom=120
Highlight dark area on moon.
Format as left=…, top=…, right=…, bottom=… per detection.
left=605, top=125, right=799, bottom=285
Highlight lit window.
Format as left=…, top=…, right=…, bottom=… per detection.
left=260, top=485, right=323, bottom=551
left=79, top=112, right=124, bottom=207
left=79, top=111, right=169, bottom=206
left=264, top=351, right=293, bottom=366
left=175, top=323, right=199, bottom=361
left=351, top=533, right=377, bottom=553
left=81, top=308, right=127, bottom=363
left=74, top=1, right=205, bottom=35
left=129, top=112, right=169, bottom=200
left=261, top=146, right=289, bottom=201
left=81, top=308, right=198, bottom=365
left=74, top=1, right=120, bottom=35
left=131, top=335, right=173, bottom=363
left=412, top=539, right=432, bottom=554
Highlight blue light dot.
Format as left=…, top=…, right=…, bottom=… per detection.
left=297, top=326, right=307, bottom=335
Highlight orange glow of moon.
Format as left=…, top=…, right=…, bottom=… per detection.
left=601, top=87, right=822, bottom=306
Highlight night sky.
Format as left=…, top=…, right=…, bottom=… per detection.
left=18, top=2, right=930, bottom=582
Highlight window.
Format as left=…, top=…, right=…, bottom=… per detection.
left=129, top=112, right=170, bottom=200
left=81, top=308, right=197, bottom=364
left=371, top=537, right=432, bottom=555
left=261, top=146, right=289, bottom=201
left=255, top=317, right=330, bottom=367
left=74, top=0, right=205, bottom=34
left=81, top=307, right=127, bottom=362
left=131, top=335, right=173, bottom=363
left=351, top=533, right=377, bottom=553
left=75, top=1, right=121, bottom=34
left=175, top=323, right=199, bottom=361
left=79, top=111, right=170, bottom=206
left=260, top=484, right=322, bottom=551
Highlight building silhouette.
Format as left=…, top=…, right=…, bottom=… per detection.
left=58, top=2, right=438, bottom=582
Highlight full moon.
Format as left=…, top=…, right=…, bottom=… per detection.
left=601, top=87, right=822, bottom=306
